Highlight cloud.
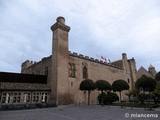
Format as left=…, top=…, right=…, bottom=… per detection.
left=77, top=0, right=160, bottom=70
left=0, top=0, right=160, bottom=72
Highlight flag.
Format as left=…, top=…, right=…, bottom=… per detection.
left=101, top=55, right=107, bottom=62
left=108, top=59, right=111, bottom=63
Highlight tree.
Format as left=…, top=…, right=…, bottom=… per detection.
left=112, top=79, right=129, bottom=107
left=125, top=88, right=140, bottom=102
left=95, top=80, right=111, bottom=93
left=150, top=81, right=160, bottom=104
left=79, top=79, right=95, bottom=105
left=155, top=72, right=160, bottom=81
left=156, top=81, right=160, bottom=90
left=125, top=90, right=132, bottom=102
left=95, top=80, right=112, bottom=105
left=135, top=75, right=157, bottom=106
left=135, top=75, right=157, bottom=92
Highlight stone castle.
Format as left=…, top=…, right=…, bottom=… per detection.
left=21, top=17, right=137, bottom=105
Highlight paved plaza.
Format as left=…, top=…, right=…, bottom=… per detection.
left=0, top=105, right=159, bottom=120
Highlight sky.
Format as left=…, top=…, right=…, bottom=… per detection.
left=0, top=0, right=160, bottom=73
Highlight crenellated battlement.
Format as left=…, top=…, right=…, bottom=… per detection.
left=68, top=51, right=123, bottom=69
left=21, top=60, right=34, bottom=68
left=21, top=55, right=52, bottom=73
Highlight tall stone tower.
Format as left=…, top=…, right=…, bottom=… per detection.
left=122, top=53, right=137, bottom=89
left=50, top=17, right=71, bottom=105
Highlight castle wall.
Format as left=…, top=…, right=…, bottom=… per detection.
left=21, top=56, right=51, bottom=84
left=21, top=17, right=137, bottom=105
left=21, top=51, right=137, bottom=104
left=67, top=53, right=135, bottom=104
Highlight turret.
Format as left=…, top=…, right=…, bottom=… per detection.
left=21, top=60, right=33, bottom=73
left=148, top=64, right=157, bottom=78
left=50, top=16, right=71, bottom=105
left=122, top=53, right=137, bottom=89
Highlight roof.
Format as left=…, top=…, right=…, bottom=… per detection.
left=0, top=72, right=47, bottom=84
left=0, top=82, right=50, bottom=91
left=136, top=66, right=153, bottom=79
left=0, top=72, right=50, bottom=91
left=111, top=60, right=123, bottom=68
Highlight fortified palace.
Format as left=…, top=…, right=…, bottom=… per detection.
left=0, top=17, right=157, bottom=105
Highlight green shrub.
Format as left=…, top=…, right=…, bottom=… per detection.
left=98, top=92, right=119, bottom=105
left=138, top=93, right=148, bottom=104
left=0, top=102, right=57, bottom=111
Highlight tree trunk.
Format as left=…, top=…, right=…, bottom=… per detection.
left=128, top=95, right=131, bottom=103
left=84, top=91, right=86, bottom=105
left=88, top=91, right=90, bottom=105
left=119, top=91, right=122, bottom=108
left=101, top=90, right=104, bottom=106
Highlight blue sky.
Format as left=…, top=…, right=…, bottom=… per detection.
left=0, top=0, right=160, bottom=73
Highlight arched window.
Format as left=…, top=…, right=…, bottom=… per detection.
left=83, top=66, right=88, bottom=78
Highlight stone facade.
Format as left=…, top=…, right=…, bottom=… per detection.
left=21, top=17, right=137, bottom=105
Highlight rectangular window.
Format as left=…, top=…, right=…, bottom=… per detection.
left=13, top=97, right=16, bottom=103
left=2, top=93, right=6, bottom=103
left=32, top=92, right=40, bottom=103
left=27, top=93, right=31, bottom=103
left=17, top=97, right=20, bottom=102
left=33, top=96, right=36, bottom=102
left=2, top=97, right=5, bottom=103
left=36, top=96, right=39, bottom=102
left=13, top=92, right=21, bottom=103
left=69, top=63, right=76, bottom=77
left=83, top=66, right=88, bottom=78
left=2, top=93, right=10, bottom=104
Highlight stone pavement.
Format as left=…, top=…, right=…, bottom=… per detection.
left=0, top=105, right=159, bottom=120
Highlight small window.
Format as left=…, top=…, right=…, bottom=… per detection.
left=127, top=79, right=130, bottom=83
left=69, top=63, right=76, bottom=77
left=83, top=66, right=88, bottom=78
